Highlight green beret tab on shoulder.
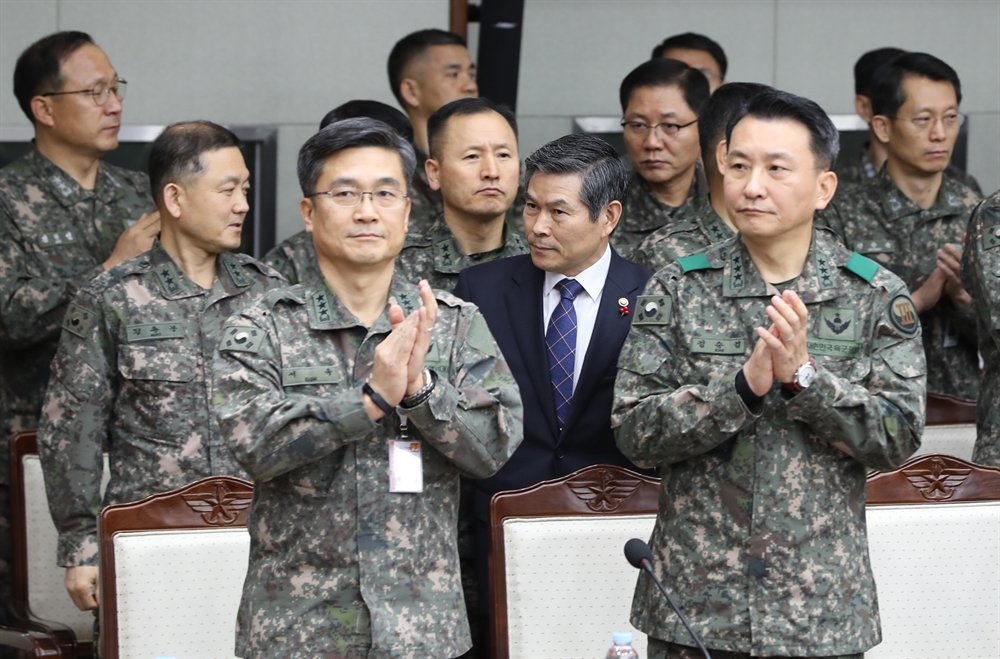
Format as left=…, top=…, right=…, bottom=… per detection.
left=888, top=294, right=919, bottom=337
left=465, top=313, right=497, bottom=358
left=678, top=253, right=712, bottom=273
left=219, top=325, right=264, bottom=353
left=63, top=303, right=95, bottom=338
left=634, top=295, right=672, bottom=325
left=845, top=252, right=879, bottom=282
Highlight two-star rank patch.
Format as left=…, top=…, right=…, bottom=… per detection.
left=63, top=303, right=95, bottom=338
left=888, top=294, right=919, bottom=336
left=633, top=295, right=672, bottom=325
left=220, top=326, right=263, bottom=353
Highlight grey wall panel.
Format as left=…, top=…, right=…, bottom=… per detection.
left=967, top=112, right=1000, bottom=194
left=0, top=0, right=58, bottom=125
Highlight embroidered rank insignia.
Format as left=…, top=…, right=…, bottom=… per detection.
left=156, top=263, right=183, bottom=296
left=225, top=258, right=250, bottom=288
left=311, top=290, right=333, bottom=324
left=39, top=230, right=77, bottom=247
left=818, top=307, right=856, bottom=341
left=888, top=294, right=919, bottom=336
left=63, top=303, right=95, bottom=338
left=729, top=250, right=745, bottom=290
left=220, top=326, right=263, bottom=353
left=633, top=295, right=672, bottom=325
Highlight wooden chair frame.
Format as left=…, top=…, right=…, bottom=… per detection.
left=0, top=626, right=63, bottom=657
left=924, top=392, right=977, bottom=426
left=9, top=430, right=82, bottom=658
left=98, top=475, right=253, bottom=659
left=489, top=464, right=660, bottom=659
left=867, top=452, right=1000, bottom=504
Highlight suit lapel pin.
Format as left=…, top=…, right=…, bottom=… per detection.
left=618, top=297, right=629, bottom=316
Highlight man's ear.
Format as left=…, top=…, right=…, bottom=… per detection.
left=425, top=157, right=441, bottom=191
left=871, top=115, right=892, bottom=145
left=399, top=78, right=421, bottom=111
left=854, top=95, right=873, bottom=123
left=300, top=197, right=315, bottom=233
left=815, top=170, right=838, bottom=211
left=31, top=96, right=56, bottom=128
left=714, top=139, right=728, bottom=178
left=162, top=183, right=184, bottom=219
left=601, top=200, right=623, bottom=237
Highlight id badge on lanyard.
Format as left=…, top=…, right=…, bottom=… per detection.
left=389, top=413, right=423, bottom=493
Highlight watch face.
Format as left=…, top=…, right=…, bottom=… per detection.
left=797, top=362, right=817, bottom=388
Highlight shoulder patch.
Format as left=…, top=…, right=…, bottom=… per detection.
left=888, top=294, right=919, bottom=337
left=845, top=252, right=879, bottom=282
left=219, top=325, right=265, bottom=353
left=633, top=295, right=672, bottom=325
left=677, top=253, right=712, bottom=273
left=465, top=313, right=497, bottom=358
left=981, top=206, right=1000, bottom=250
left=63, top=303, right=96, bottom=338
left=434, top=290, right=467, bottom=308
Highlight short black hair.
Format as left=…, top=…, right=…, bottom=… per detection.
left=854, top=47, right=907, bottom=96
left=869, top=52, right=962, bottom=119
left=320, top=100, right=414, bottom=144
left=619, top=59, right=710, bottom=116
left=387, top=29, right=467, bottom=107
left=426, top=97, right=518, bottom=159
left=524, top=134, right=628, bottom=222
left=651, top=32, right=728, bottom=79
left=13, top=31, right=95, bottom=124
left=726, top=89, right=840, bottom=171
left=698, top=82, right=772, bottom=166
left=149, top=121, right=242, bottom=206
left=297, top=117, right=417, bottom=197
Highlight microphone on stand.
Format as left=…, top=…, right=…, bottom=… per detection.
left=624, top=538, right=712, bottom=659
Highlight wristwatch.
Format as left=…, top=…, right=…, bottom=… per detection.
left=783, top=358, right=817, bottom=395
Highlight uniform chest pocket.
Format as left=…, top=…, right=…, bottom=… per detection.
left=116, top=344, right=199, bottom=438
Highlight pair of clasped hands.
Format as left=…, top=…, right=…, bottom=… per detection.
left=743, top=290, right=811, bottom=397
left=363, top=280, right=439, bottom=421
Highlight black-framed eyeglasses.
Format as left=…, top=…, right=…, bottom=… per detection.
left=41, top=78, right=127, bottom=106
left=306, top=186, right=409, bottom=209
left=621, top=118, right=698, bottom=138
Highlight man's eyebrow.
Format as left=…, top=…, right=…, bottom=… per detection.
left=727, top=148, right=796, bottom=161
left=217, top=174, right=245, bottom=186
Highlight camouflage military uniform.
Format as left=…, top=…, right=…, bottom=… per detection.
left=212, top=275, right=522, bottom=658
left=834, top=143, right=983, bottom=196
left=960, top=190, right=1000, bottom=467
left=262, top=229, right=321, bottom=286
left=630, top=196, right=734, bottom=273
left=0, top=147, right=151, bottom=615
left=819, top=169, right=981, bottom=399
left=611, top=162, right=709, bottom=259
left=613, top=228, right=926, bottom=656
left=407, top=150, right=443, bottom=237
left=36, top=240, right=283, bottom=566
left=396, top=215, right=528, bottom=291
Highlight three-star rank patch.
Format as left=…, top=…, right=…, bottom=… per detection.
left=633, top=295, right=672, bottom=325
left=818, top=307, right=856, bottom=341
left=220, top=326, right=263, bottom=353
left=63, top=303, right=95, bottom=338
left=888, top=294, right=919, bottom=337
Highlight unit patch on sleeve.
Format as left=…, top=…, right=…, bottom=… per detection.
left=888, top=294, right=919, bottom=336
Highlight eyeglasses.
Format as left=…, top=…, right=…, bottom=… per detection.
left=621, top=118, right=698, bottom=138
left=41, top=78, right=127, bottom=106
left=306, top=186, right=408, bottom=209
left=898, top=112, right=965, bottom=132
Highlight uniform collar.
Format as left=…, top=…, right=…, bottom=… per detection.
left=723, top=228, right=845, bottom=303
left=412, top=214, right=526, bottom=275
left=626, top=163, right=708, bottom=232
left=305, top=273, right=423, bottom=332
left=27, top=145, right=128, bottom=208
left=873, top=166, right=972, bottom=222
left=147, top=240, right=248, bottom=299
left=693, top=197, right=735, bottom=245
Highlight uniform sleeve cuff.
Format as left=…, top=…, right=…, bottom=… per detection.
left=400, top=368, right=459, bottom=425
left=58, top=533, right=99, bottom=567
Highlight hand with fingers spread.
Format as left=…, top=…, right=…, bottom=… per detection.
left=103, top=209, right=161, bottom=270
left=755, top=290, right=811, bottom=385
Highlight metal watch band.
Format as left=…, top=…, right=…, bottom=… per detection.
left=401, top=369, right=436, bottom=408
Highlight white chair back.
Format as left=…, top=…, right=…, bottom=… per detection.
left=112, top=527, right=249, bottom=658
left=22, top=451, right=110, bottom=642
left=913, top=423, right=977, bottom=461
left=502, top=514, right=656, bottom=659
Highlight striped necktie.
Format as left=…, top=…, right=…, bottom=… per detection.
left=546, top=278, right=584, bottom=429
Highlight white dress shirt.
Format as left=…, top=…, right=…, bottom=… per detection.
left=542, top=244, right=612, bottom=394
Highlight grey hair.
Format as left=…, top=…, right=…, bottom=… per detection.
left=297, top=117, right=417, bottom=196
left=523, top=134, right=629, bottom=222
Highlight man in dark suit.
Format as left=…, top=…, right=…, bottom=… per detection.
left=454, top=133, right=653, bottom=632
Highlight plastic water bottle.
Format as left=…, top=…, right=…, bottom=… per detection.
left=606, top=631, right=639, bottom=658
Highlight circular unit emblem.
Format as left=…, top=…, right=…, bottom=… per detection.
left=888, top=294, right=919, bottom=336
